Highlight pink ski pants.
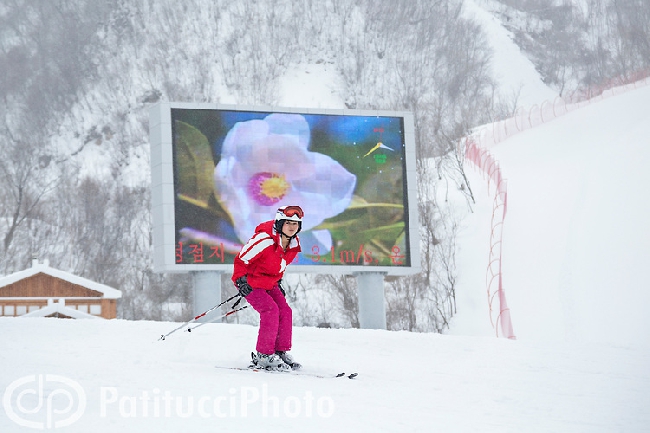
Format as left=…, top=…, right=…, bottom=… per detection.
left=245, top=286, right=292, bottom=355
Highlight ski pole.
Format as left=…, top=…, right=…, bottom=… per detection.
left=186, top=305, right=248, bottom=333
left=158, top=293, right=241, bottom=341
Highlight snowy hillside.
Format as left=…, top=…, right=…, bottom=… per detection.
left=463, top=0, right=558, bottom=107
left=3, top=61, right=650, bottom=433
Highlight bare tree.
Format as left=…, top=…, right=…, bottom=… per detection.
left=0, top=136, right=63, bottom=271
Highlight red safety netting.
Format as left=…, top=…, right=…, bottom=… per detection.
left=460, top=69, right=650, bottom=339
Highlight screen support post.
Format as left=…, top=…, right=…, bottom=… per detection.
left=354, top=271, right=387, bottom=329
left=192, top=271, right=222, bottom=322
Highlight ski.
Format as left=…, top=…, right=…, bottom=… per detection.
left=215, top=365, right=358, bottom=379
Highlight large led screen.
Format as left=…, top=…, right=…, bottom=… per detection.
left=150, top=103, right=419, bottom=275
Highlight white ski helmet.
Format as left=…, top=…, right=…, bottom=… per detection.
left=274, top=205, right=304, bottom=235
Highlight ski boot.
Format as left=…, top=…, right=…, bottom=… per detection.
left=276, top=351, right=302, bottom=370
left=251, top=351, right=291, bottom=372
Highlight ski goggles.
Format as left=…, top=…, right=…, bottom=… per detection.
left=280, top=205, right=304, bottom=219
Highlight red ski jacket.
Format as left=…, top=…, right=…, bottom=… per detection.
left=232, top=220, right=301, bottom=290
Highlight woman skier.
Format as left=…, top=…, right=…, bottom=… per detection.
left=233, top=205, right=303, bottom=371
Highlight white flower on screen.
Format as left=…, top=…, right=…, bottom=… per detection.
left=214, top=113, right=356, bottom=247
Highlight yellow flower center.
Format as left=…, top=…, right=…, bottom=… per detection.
left=248, top=172, right=291, bottom=206
left=260, top=174, right=290, bottom=200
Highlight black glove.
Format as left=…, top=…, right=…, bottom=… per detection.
left=235, top=276, right=253, bottom=297
left=277, top=279, right=286, bottom=297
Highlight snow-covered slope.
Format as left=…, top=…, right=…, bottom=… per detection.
left=277, top=63, right=344, bottom=109
left=463, top=0, right=558, bottom=108
left=487, top=84, right=650, bottom=348
left=446, top=1, right=650, bottom=350
left=451, top=83, right=650, bottom=350
left=1, top=315, right=648, bottom=432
